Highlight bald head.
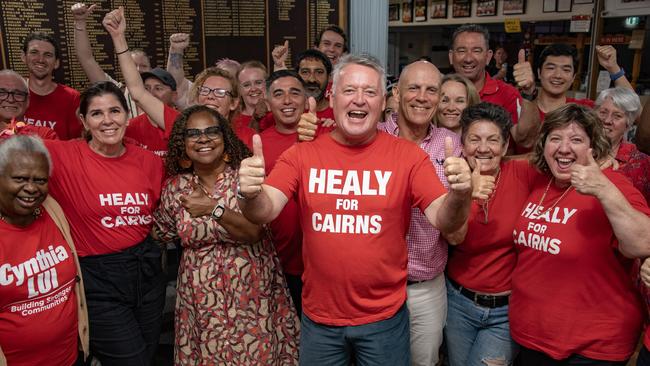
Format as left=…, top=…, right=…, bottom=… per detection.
left=395, top=61, right=442, bottom=126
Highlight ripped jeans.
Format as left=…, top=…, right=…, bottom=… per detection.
left=444, top=277, right=518, bottom=366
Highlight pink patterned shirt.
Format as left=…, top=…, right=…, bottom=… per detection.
left=378, top=114, right=462, bottom=281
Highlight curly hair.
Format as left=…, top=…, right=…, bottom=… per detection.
left=531, top=103, right=611, bottom=174
left=165, top=105, right=251, bottom=176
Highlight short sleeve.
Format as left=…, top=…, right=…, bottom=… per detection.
left=410, top=150, right=446, bottom=212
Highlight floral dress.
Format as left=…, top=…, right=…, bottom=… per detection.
left=154, top=166, right=299, bottom=365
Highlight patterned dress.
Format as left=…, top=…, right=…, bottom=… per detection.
left=154, top=166, right=299, bottom=365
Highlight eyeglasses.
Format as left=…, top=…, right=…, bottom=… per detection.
left=184, top=126, right=223, bottom=141
left=0, top=89, right=28, bottom=102
left=198, top=86, right=232, bottom=98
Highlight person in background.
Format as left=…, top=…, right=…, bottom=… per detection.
left=0, top=135, right=89, bottom=366
left=513, top=43, right=633, bottom=121
left=636, top=98, right=650, bottom=155
left=487, top=46, right=512, bottom=83
left=21, top=32, right=82, bottom=140
left=316, top=25, right=348, bottom=66
left=234, top=60, right=268, bottom=130
left=510, top=104, right=650, bottom=365
left=154, top=105, right=299, bottom=365
left=434, top=74, right=480, bottom=135
left=594, top=87, right=649, bottom=203
left=72, top=2, right=151, bottom=118
left=0, top=70, right=58, bottom=139
left=166, top=32, right=193, bottom=111
left=258, top=70, right=309, bottom=314
left=449, top=24, right=539, bottom=151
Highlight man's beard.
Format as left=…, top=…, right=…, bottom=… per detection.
left=305, top=82, right=326, bottom=101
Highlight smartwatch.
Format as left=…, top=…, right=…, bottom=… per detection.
left=211, top=203, right=225, bottom=220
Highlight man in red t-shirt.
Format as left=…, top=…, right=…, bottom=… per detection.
left=124, top=68, right=178, bottom=156
left=258, top=70, right=307, bottom=314
left=0, top=70, right=58, bottom=140
left=513, top=43, right=633, bottom=122
left=238, top=54, right=473, bottom=365
left=21, top=32, right=82, bottom=140
left=449, top=24, right=538, bottom=151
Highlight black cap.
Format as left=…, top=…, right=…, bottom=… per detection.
left=140, top=67, right=177, bottom=91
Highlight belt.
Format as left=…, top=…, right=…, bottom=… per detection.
left=448, top=277, right=509, bottom=308
left=407, top=279, right=431, bottom=286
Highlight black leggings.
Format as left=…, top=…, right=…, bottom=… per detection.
left=80, top=238, right=166, bottom=366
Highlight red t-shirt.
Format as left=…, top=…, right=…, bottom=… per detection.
left=231, top=113, right=255, bottom=149
left=260, top=127, right=303, bottom=275
left=0, top=123, right=58, bottom=140
left=480, top=72, right=522, bottom=125
left=258, top=107, right=336, bottom=133
left=537, top=98, right=595, bottom=122
left=266, top=131, right=446, bottom=326
left=45, top=139, right=164, bottom=256
left=24, top=84, right=82, bottom=140
left=510, top=169, right=649, bottom=361
left=0, top=211, right=78, bottom=366
left=126, top=104, right=180, bottom=157
left=447, top=160, right=539, bottom=293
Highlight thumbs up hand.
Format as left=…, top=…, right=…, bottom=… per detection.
left=470, top=159, right=496, bottom=200
left=297, top=97, right=319, bottom=142
left=238, top=134, right=266, bottom=199
left=513, top=49, right=536, bottom=96
left=570, top=149, right=611, bottom=197
left=443, top=137, right=472, bottom=193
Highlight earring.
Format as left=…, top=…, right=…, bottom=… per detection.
left=223, top=153, right=231, bottom=163
left=179, top=157, right=192, bottom=169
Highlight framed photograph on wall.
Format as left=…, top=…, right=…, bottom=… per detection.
left=402, top=1, right=413, bottom=22
left=477, top=0, right=498, bottom=16
left=557, top=0, right=572, bottom=12
left=452, top=0, right=471, bottom=17
left=543, top=0, right=556, bottom=12
left=502, top=0, right=525, bottom=14
left=414, top=0, right=428, bottom=21
left=573, top=0, right=593, bottom=3
left=389, top=4, right=400, bottom=21
left=430, top=0, right=448, bottom=19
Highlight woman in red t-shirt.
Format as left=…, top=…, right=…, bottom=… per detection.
left=153, top=105, right=299, bottom=365
left=44, top=81, right=166, bottom=365
left=0, top=135, right=88, bottom=366
left=445, top=102, right=536, bottom=366
left=510, top=104, right=650, bottom=364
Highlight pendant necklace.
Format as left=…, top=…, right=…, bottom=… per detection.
left=535, top=177, right=573, bottom=217
left=479, top=169, right=501, bottom=224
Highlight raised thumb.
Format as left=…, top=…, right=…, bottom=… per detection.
left=444, top=136, right=454, bottom=159
left=472, top=158, right=482, bottom=175
left=308, top=96, right=317, bottom=115
left=518, top=49, right=526, bottom=64
left=252, top=134, right=264, bottom=159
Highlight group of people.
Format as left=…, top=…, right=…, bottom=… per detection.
left=1, top=3, right=650, bottom=366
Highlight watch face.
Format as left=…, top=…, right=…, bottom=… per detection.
left=212, top=205, right=225, bottom=219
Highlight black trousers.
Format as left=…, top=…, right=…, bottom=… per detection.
left=80, top=238, right=166, bottom=366
left=638, top=345, right=650, bottom=366
left=518, top=345, right=627, bottom=366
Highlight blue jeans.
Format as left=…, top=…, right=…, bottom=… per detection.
left=299, top=303, right=410, bottom=366
left=445, top=278, right=517, bottom=366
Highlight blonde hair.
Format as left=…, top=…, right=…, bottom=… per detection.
left=189, top=67, right=240, bottom=119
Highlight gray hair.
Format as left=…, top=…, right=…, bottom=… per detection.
left=595, top=87, right=642, bottom=128
left=331, top=54, right=386, bottom=97
left=0, top=135, right=52, bottom=175
left=0, top=69, right=28, bottom=91
left=451, top=24, right=490, bottom=50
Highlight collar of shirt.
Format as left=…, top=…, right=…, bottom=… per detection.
left=480, top=72, right=499, bottom=97
left=381, top=112, right=436, bottom=144
left=616, top=142, right=636, bottom=164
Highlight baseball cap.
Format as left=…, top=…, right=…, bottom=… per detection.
left=141, top=67, right=177, bottom=91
